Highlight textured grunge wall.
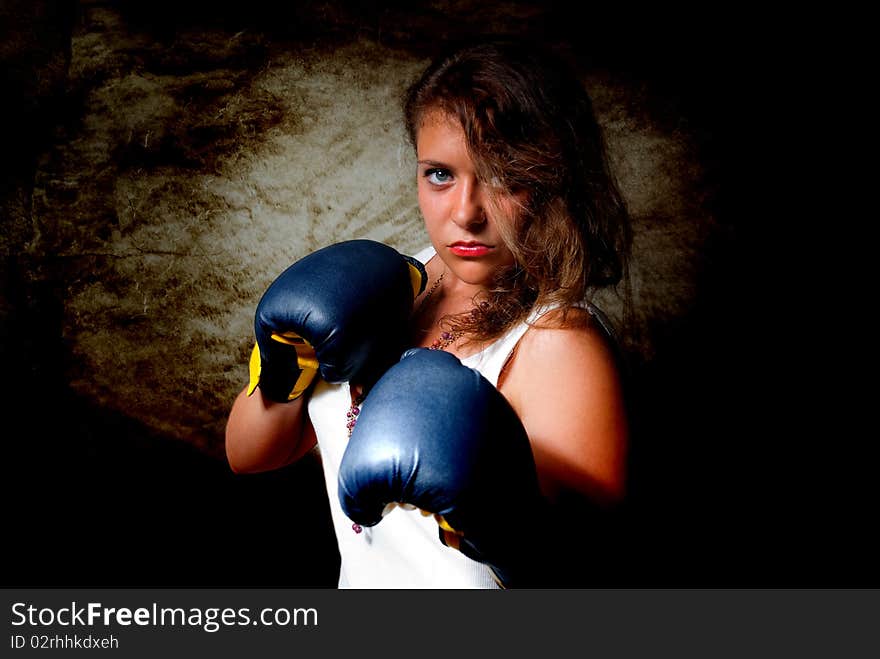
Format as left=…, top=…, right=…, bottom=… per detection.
left=28, top=6, right=720, bottom=461
left=11, top=1, right=846, bottom=587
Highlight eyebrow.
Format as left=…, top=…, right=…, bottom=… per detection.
left=416, top=159, right=451, bottom=167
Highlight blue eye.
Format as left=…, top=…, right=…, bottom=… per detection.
left=425, top=168, right=452, bottom=185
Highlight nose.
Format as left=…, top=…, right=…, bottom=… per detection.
left=451, top=178, right=487, bottom=231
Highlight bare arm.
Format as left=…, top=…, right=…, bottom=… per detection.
left=225, top=385, right=317, bottom=474
left=500, top=309, right=628, bottom=506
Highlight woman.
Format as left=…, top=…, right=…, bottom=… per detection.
left=226, top=38, right=632, bottom=588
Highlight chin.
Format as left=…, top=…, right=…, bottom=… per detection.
left=449, top=260, right=501, bottom=288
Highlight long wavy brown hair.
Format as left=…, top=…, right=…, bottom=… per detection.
left=404, top=38, right=632, bottom=342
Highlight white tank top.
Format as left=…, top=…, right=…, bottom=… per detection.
left=307, top=245, right=544, bottom=589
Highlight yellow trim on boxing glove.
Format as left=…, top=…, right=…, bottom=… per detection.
left=408, top=262, right=426, bottom=299
left=247, top=343, right=262, bottom=397
left=435, top=514, right=458, bottom=533
left=432, top=513, right=505, bottom=588
left=246, top=332, right=319, bottom=401
left=434, top=513, right=464, bottom=551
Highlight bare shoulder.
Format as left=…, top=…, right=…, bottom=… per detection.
left=505, top=306, right=622, bottom=393
left=500, top=306, right=628, bottom=505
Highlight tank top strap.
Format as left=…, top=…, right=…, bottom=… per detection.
left=460, top=304, right=556, bottom=387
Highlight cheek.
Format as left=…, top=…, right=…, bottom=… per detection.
left=485, top=217, right=518, bottom=267
left=495, top=242, right=517, bottom=268
left=418, top=187, right=444, bottom=226
left=492, top=194, right=527, bottom=227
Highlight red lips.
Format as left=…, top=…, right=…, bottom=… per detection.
left=449, top=241, right=493, bottom=257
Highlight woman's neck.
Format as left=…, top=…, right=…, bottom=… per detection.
left=410, top=259, right=490, bottom=359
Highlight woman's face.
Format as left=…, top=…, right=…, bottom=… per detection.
left=415, top=111, right=521, bottom=288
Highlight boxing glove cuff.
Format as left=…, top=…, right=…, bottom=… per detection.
left=247, top=332, right=319, bottom=402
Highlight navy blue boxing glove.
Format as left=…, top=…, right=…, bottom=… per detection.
left=338, top=348, right=550, bottom=588
left=247, top=240, right=426, bottom=403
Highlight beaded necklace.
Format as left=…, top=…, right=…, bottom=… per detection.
left=346, top=270, right=458, bottom=534
left=347, top=269, right=458, bottom=432
left=421, top=271, right=462, bottom=351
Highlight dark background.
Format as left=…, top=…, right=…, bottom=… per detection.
left=2, top=1, right=871, bottom=587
